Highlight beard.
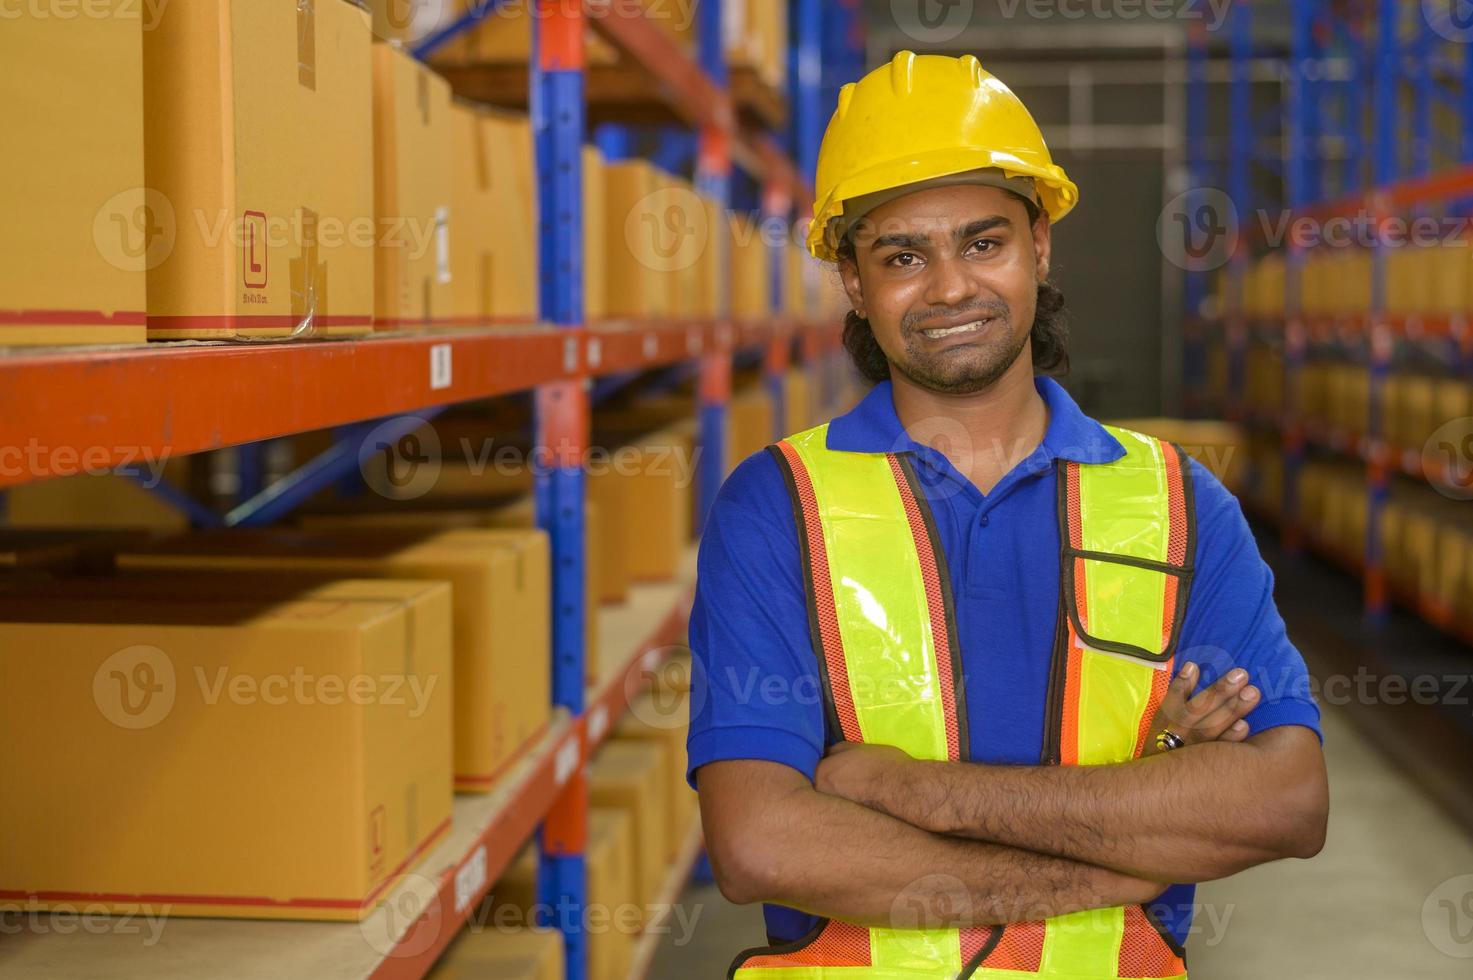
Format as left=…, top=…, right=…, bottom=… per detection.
left=888, top=304, right=1031, bottom=395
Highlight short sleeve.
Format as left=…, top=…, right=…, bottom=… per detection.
left=1175, top=457, right=1323, bottom=743
left=686, top=449, right=828, bottom=788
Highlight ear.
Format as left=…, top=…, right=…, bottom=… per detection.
left=838, top=256, right=867, bottom=319
left=1032, top=210, right=1053, bottom=283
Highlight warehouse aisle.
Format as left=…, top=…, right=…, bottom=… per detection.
left=651, top=707, right=1473, bottom=978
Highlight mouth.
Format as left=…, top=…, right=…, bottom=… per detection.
left=918, top=318, right=994, bottom=341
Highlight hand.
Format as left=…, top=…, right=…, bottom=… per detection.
left=1140, top=661, right=1259, bottom=758
left=814, top=741, right=913, bottom=808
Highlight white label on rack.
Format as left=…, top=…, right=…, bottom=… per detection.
left=563, top=336, right=579, bottom=373
left=587, top=704, right=609, bottom=743
left=643, top=333, right=658, bottom=359
left=435, top=207, right=452, bottom=284
left=454, top=845, right=488, bottom=915
left=430, top=344, right=452, bottom=390
left=588, top=337, right=602, bottom=368
left=687, top=328, right=702, bottom=355
left=554, top=736, right=580, bottom=787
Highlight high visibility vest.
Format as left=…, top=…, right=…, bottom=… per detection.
left=729, top=422, right=1196, bottom=980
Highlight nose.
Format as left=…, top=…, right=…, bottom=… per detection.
left=922, top=251, right=977, bottom=311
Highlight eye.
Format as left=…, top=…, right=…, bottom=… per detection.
left=885, top=251, right=921, bottom=268
left=967, top=238, right=999, bottom=255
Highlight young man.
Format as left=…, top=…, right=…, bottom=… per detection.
left=688, top=52, right=1327, bottom=979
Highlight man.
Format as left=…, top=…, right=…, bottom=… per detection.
left=688, top=52, right=1327, bottom=979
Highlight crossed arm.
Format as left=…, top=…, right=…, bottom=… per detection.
left=698, top=665, right=1329, bottom=923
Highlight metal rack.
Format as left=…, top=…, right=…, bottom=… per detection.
left=1186, top=0, right=1473, bottom=631
left=0, top=2, right=867, bottom=977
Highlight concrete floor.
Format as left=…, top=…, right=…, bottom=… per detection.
left=650, top=704, right=1473, bottom=978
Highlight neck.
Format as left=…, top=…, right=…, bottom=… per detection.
left=889, top=351, right=1049, bottom=495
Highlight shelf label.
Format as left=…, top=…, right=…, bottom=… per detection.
left=587, top=703, right=609, bottom=743
left=588, top=337, right=602, bottom=368
left=454, top=845, right=488, bottom=915
left=563, top=336, right=579, bottom=373
left=643, top=333, right=658, bottom=359
left=553, top=735, right=580, bottom=787
left=430, top=344, right=452, bottom=390
left=686, top=327, right=702, bottom=355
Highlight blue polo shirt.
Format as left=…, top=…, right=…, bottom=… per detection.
left=686, top=375, right=1322, bottom=950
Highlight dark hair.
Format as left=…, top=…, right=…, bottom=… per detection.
left=833, top=196, right=1070, bottom=385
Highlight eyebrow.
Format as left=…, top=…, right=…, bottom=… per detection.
left=869, top=216, right=1014, bottom=251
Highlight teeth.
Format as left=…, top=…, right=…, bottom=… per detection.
left=922, top=319, right=986, bottom=339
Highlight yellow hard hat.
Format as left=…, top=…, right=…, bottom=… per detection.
left=807, top=51, right=1079, bottom=262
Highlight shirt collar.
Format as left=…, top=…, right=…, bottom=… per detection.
left=824, top=375, right=1125, bottom=469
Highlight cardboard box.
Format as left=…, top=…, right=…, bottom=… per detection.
left=587, top=469, right=631, bottom=603
left=588, top=807, right=638, bottom=980
left=423, top=1, right=619, bottom=66
left=698, top=197, right=725, bottom=318
left=585, top=145, right=608, bottom=322
left=144, top=0, right=375, bottom=340
left=117, top=528, right=548, bottom=792
left=599, top=425, right=695, bottom=581
left=0, top=10, right=145, bottom=346
left=0, top=591, right=451, bottom=921
left=431, top=926, right=564, bottom=980
left=603, top=160, right=665, bottom=318
left=449, top=103, right=494, bottom=324
left=730, top=213, right=771, bottom=319
left=729, top=385, right=775, bottom=468
left=373, top=43, right=453, bottom=329
left=785, top=367, right=813, bottom=437
left=612, top=693, right=697, bottom=857
left=589, top=740, right=669, bottom=914
left=5, top=460, right=192, bottom=532
left=300, top=495, right=603, bottom=673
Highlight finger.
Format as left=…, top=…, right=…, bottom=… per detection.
left=1162, top=662, right=1199, bottom=711
left=1183, top=667, right=1248, bottom=720
left=1192, top=685, right=1259, bottom=738
left=1218, top=719, right=1251, bottom=743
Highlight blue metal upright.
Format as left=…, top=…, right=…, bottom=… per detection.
left=530, top=5, right=590, bottom=979
left=695, top=0, right=731, bottom=534
left=1225, top=1, right=1252, bottom=423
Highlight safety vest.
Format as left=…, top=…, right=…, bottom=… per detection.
left=730, top=422, right=1196, bottom=980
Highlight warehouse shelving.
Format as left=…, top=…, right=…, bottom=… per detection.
left=1186, top=0, right=1473, bottom=633
left=1, top=2, right=861, bottom=979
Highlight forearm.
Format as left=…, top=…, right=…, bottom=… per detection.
left=701, top=762, right=1163, bottom=928
left=864, top=733, right=1327, bottom=883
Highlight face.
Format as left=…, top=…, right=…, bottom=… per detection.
left=839, top=184, right=1052, bottom=395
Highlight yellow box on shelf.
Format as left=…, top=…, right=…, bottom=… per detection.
left=602, top=160, right=666, bottom=318
left=785, top=366, right=813, bottom=436
left=448, top=104, right=537, bottom=326
left=1300, top=250, right=1327, bottom=316
left=4, top=460, right=192, bottom=533
left=589, top=740, right=670, bottom=917
left=1430, top=239, right=1471, bottom=315
left=585, top=145, right=608, bottom=322
left=588, top=807, right=639, bottom=980
left=597, top=425, right=695, bottom=581
left=144, top=0, right=375, bottom=340
left=116, top=528, right=548, bottom=793
left=0, top=9, right=145, bottom=346
left=372, top=42, right=453, bottom=330
left=728, top=384, right=776, bottom=469
left=0, top=588, right=451, bottom=921
left=430, top=927, right=564, bottom=980
left=612, top=692, right=698, bottom=860
left=299, top=495, right=604, bottom=676
left=730, top=213, right=771, bottom=319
